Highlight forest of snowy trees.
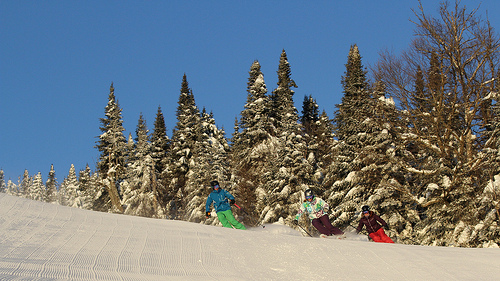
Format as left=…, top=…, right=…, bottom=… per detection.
left=1, top=1, right=499, bottom=247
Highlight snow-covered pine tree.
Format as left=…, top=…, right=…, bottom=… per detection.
left=231, top=60, right=276, bottom=226
left=351, top=81, right=418, bottom=243
left=0, top=170, right=5, bottom=193
left=300, top=95, right=334, bottom=190
left=150, top=106, right=170, bottom=208
left=121, top=114, right=164, bottom=218
left=19, top=169, right=31, bottom=198
left=58, top=164, right=79, bottom=207
left=315, top=111, right=336, bottom=185
left=184, top=109, right=230, bottom=224
left=151, top=106, right=170, bottom=173
left=261, top=50, right=309, bottom=225
left=95, top=83, right=126, bottom=213
left=125, top=133, right=135, bottom=167
left=324, top=44, right=373, bottom=224
left=78, top=164, right=96, bottom=210
left=27, top=172, right=45, bottom=201
left=475, top=74, right=500, bottom=247
left=332, top=44, right=372, bottom=171
left=45, top=164, right=58, bottom=203
left=301, top=95, right=320, bottom=133
left=270, top=50, right=299, bottom=137
left=166, top=74, right=201, bottom=219
left=6, top=180, right=17, bottom=196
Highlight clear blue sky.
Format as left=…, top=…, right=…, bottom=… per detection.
left=1, top=0, right=497, bottom=182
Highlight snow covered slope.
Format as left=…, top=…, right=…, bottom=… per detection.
left=0, top=193, right=499, bottom=280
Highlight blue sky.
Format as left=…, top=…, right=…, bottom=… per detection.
left=1, top=0, right=497, bottom=181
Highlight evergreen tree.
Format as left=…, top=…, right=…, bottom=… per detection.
left=333, top=44, right=372, bottom=144
left=344, top=82, right=416, bottom=243
left=95, top=83, right=126, bottom=213
left=78, top=164, right=96, bottom=210
left=67, top=164, right=80, bottom=208
left=301, top=95, right=320, bottom=135
left=166, top=74, right=201, bottom=219
left=125, top=133, right=135, bottom=166
left=57, top=176, right=68, bottom=206
left=0, top=169, right=5, bottom=193
left=28, top=172, right=45, bottom=201
left=476, top=79, right=500, bottom=247
left=300, top=96, right=334, bottom=191
left=45, top=164, right=58, bottom=203
left=237, top=60, right=276, bottom=138
left=121, top=114, right=164, bottom=218
left=184, top=109, right=230, bottom=224
left=327, top=44, right=373, bottom=185
left=261, top=50, right=309, bottom=226
left=231, top=60, right=275, bottom=225
left=19, top=169, right=31, bottom=198
left=58, top=164, right=79, bottom=207
left=151, top=106, right=170, bottom=175
left=150, top=106, right=170, bottom=209
left=6, top=180, right=17, bottom=196
left=314, top=111, right=336, bottom=184
left=270, top=50, right=299, bottom=136
left=324, top=44, right=372, bottom=208
left=322, top=47, right=417, bottom=241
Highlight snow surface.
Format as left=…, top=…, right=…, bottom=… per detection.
left=1, top=193, right=499, bottom=281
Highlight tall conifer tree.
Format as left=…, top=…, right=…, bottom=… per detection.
left=231, top=60, right=275, bottom=225
left=122, top=114, right=164, bottom=218
left=28, top=172, right=45, bottom=201
left=324, top=45, right=376, bottom=230
left=151, top=106, right=170, bottom=174
left=184, top=109, right=230, bottom=224
left=19, top=169, right=31, bottom=197
left=270, top=50, right=299, bottom=136
left=261, top=50, right=310, bottom=225
left=78, top=164, right=96, bottom=210
left=95, top=83, right=126, bottom=213
left=45, top=164, right=57, bottom=203
left=167, top=74, right=201, bottom=219
left=0, top=170, right=5, bottom=193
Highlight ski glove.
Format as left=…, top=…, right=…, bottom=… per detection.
left=292, top=220, right=299, bottom=225
left=230, top=199, right=235, bottom=205
left=206, top=211, right=211, bottom=218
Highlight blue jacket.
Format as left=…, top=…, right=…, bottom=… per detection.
left=205, top=188, right=234, bottom=213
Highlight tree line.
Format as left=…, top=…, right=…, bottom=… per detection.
left=1, top=1, right=499, bottom=247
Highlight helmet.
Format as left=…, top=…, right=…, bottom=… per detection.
left=210, top=180, right=220, bottom=189
left=304, top=189, right=314, bottom=200
left=361, top=205, right=370, bottom=213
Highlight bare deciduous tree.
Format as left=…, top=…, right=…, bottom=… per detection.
left=373, top=0, right=500, bottom=245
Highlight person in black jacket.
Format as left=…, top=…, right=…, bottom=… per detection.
left=356, top=205, right=394, bottom=243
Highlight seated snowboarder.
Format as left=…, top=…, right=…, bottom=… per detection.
left=356, top=205, right=394, bottom=243
left=293, top=189, right=344, bottom=238
left=205, top=180, right=246, bottom=230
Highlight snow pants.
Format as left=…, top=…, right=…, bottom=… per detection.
left=312, top=215, right=344, bottom=236
left=369, top=228, right=394, bottom=243
left=217, top=209, right=246, bottom=230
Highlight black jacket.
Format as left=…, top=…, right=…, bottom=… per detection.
left=356, top=212, right=388, bottom=234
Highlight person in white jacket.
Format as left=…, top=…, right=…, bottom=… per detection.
left=293, top=189, right=344, bottom=238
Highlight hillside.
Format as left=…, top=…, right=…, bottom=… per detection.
left=0, top=193, right=499, bottom=280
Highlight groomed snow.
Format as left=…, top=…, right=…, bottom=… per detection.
left=1, top=193, right=499, bottom=281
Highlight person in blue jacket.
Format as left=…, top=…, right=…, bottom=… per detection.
left=205, top=180, right=246, bottom=230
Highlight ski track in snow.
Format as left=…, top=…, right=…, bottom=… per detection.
left=1, top=193, right=500, bottom=281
